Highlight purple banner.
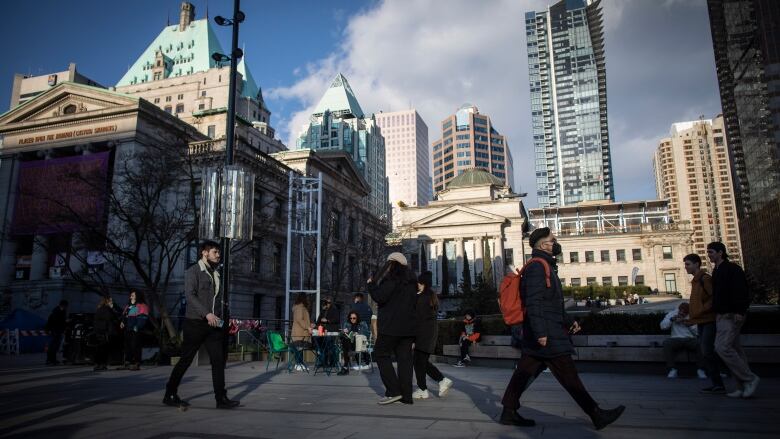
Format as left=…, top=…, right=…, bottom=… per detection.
left=11, top=152, right=110, bottom=235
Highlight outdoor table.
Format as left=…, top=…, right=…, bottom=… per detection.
left=312, top=332, right=341, bottom=376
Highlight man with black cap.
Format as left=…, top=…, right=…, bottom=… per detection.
left=500, top=228, right=625, bottom=430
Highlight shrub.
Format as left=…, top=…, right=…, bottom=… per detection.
left=563, top=285, right=652, bottom=300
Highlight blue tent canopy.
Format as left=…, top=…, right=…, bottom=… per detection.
left=1, top=308, right=49, bottom=353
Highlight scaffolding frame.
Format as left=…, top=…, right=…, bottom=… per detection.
left=284, top=171, right=323, bottom=336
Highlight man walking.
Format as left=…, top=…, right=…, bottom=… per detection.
left=707, top=242, right=759, bottom=398
left=684, top=253, right=725, bottom=394
left=500, top=228, right=624, bottom=430
left=45, top=300, right=68, bottom=365
left=163, top=240, right=239, bottom=409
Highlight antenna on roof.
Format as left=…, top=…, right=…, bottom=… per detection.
left=167, top=9, right=170, bottom=26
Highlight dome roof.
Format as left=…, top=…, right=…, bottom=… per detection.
left=446, top=168, right=505, bottom=189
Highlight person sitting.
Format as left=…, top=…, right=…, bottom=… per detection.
left=454, top=311, right=481, bottom=367
left=661, top=302, right=706, bottom=379
left=315, top=297, right=340, bottom=332
left=337, top=311, right=370, bottom=375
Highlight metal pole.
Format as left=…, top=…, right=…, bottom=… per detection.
left=284, top=171, right=294, bottom=336
left=221, top=0, right=240, bottom=322
left=315, top=172, right=323, bottom=318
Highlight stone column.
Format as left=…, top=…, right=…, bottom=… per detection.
left=474, top=236, right=484, bottom=279
left=495, top=235, right=505, bottom=279
left=30, top=235, right=49, bottom=281
left=432, top=240, right=442, bottom=287
left=455, top=238, right=464, bottom=291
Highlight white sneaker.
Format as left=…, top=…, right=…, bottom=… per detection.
left=667, top=368, right=678, bottom=379
left=464, top=354, right=471, bottom=362
left=742, top=376, right=760, bottom=398
left=438, top=377, right=453, bottom=397
left=377, top=395, right=402, bottom=405
left=697, top=369, right=708, bottom=380
left=453, top=361, right=466, bottom=368
left=727, top=389, right=743, bottom=398
left=360, top=364, right=371, bottom=370
left=412, top=389, right=429, bottom=399
left=351, top=365, right=361, bottom=371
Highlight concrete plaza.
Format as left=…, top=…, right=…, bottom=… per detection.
left=0, top=354, right=777, bottom=439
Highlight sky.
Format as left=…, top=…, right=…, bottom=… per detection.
left=0, top=0, right=722, bottom=208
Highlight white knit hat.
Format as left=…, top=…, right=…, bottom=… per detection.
left=387, top=252, right=408, bottom=266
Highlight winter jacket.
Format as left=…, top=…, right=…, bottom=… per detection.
left=184, top=259, right=223, bottom=320
left=712, top=260, right=750, bottom=315
left=688, top=271, right=715, bottom=324
left=46, top=306, right=67, bottom=334
left=291, top=303, right=311, bottom=342
left=460, top=318, right=482, bottom=343
left=342, top=320, right=370, bottom=339
left=316, top=305, right=341, bottom=332
left=368, top=272, right=417, bottom=337
left=123, top=303, right=150, bottom=332
left=660, top=309, right=698, bottom=338
left=520, top=249, right=575, bottom=358
left=94, top=305, right=118, bottom=337
left=414, top=289, right=438, bottom=353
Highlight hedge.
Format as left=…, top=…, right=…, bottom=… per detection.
left=563, top=285, right=653, bottom=300
left=434, top=310, right=780, bottom=354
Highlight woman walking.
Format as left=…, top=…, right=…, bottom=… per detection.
left=93, top=296, right=118, bottom=371
left=291, top=293, right=312, bottom=370
left=122, top=290, right=149, bottom=370
left=368, top=252, right=418, bottom=405
left=412, top=271, right=453, bottom=399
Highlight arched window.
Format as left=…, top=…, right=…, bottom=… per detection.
left=63, top=104, right=77, bottom=114
left=175, top=104, right=184, bottom=113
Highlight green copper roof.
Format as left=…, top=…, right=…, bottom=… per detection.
left=237, top=56, right=262, bottom=103
left=446, top=168, right=505, bottom=189
left=312, top=73, right=364, bottom=118
left=116, top=18, right=224, bottom=86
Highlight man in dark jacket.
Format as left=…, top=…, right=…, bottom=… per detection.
left=500, top=228, right=625, bottom=430
left=707, top=241, right=759, bottom=398
left=368, top=252, right=417, bottom=405
left=350, top=292, right=373, bottom=324
left=45, top=300, right=68, bottom=365
left=316, top=297, right=340, bottom=332
left=163, top=240, right=239, bottom=410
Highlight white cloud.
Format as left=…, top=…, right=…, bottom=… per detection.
left=268, top=0, right=721, bottom=208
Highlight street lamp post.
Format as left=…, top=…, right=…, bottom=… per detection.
left=212, top=0, right=245, bottom=322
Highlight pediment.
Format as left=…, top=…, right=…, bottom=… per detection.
left=0, top=82, right=138, bottom=125
left=316, top=150, right=370, bottom=195
left=412, top=205, right=506, bottom=228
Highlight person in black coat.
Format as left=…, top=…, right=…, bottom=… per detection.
left=500, top=228, right=625, bottom=430
left=93, top=296, right=118, bottom=371
left=368, top=252, right=417, bottom=405
left=412, top=271, right=453, bottom=399
left=45, top=300, right=68, bottom=365
left=315, top=297, right=340, bottom=332
left=707, top=241, right=759, bottom=397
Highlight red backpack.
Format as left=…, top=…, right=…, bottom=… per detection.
left=498, top=257, right=551, bottom=325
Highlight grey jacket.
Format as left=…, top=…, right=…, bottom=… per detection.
left=184, top=260, right=222, bottom=320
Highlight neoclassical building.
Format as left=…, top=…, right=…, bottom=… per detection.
left=394, top=169, right=529, bottom=310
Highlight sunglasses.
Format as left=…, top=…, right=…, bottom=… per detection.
left=349, top=317, right=358, bottom=320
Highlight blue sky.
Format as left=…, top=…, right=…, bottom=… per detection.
left=0, top=0, right=721, bottom=208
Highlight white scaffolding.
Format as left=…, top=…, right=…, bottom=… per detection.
left=284, top=171, right=323, bottom=335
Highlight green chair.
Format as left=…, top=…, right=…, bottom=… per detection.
left=266, top=331, right=294, bottom=372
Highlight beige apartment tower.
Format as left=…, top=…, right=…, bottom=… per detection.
left=653, top=115, right=742, bottom=265
left=375, top=110, right=432, bottom=227
left=432, top=104, right=514, bottom=194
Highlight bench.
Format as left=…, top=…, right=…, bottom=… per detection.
left=442, top=334, right=780, bottom=363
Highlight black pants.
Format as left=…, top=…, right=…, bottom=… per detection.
left=124, top=330, right=142, bottom=365
left=460, top=339, right=472, bottom=361
left=374, top=334, right=414, bottom=402
left=502, top=354, right=597, bottom=415
left=94, top=337, right=111, bottom=366
left=47, top=332, right=63, bottom=364
left=698, top=322, right=724, bottom=387
left=166, top=319, right=226, bottom=400
left=340, top=334, right=355, bottom=367
left=413, top=349, right=444, bottom=390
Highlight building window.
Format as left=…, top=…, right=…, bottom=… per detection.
left=164, top=106, right=172, bottom=113
left=207, top=125, right=216, bottom=138
left=331, top=251, right=342, bottom=289
left=153, top=72, right=161, bottom=81
left=569, top=252, right=579, bottom=263
left=153, top=97, right=160, bottom=104
left=251, top=241, right=262, bottom=273
left=165, top=96, right=172, bottom=102
left=177, top=94, right=184, bottom=100
left=253, top=294, right=264, bottom=318
left=600, top=250, right=610, bottom=262
left=201, top=91, right=207, bottom=97
left=275, top=198, right=283, bottom=220
left=664, top=273, right=677, bottom=293
left=504, top=248, right=513, bottom=267
left=198, top=103, right=205, bottom=110
left=632, top=248, right=642, bottom=261
left=175, top=104, right=184, bottom=113
left=273, top=244, right=283, bottom=277
left=618, top=276, right=629, bottom=286
left=585, top=251, right=594, bottom=263
left=571, top=278, right=581, bottom=287
left=662, top=246, right=673, bottom=260
left=586, top=277, right=597, bottom=286
left=635, top=275, right=645, bottom=285
left=602, top=276, right=612, bottom=286
left=331, top=210, right=342, bottom=240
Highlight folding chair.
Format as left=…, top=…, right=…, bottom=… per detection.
left=265, top=331, right=294, bottom=372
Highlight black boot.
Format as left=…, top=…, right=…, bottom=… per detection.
left=590, top=405, right=625, bottom=430
left=499, top=407, right=536, bottom=427
left=337, top=367, right=349, bottom=376
left=162, top=393, right=190, bottom=407
left=216, top=396, right=240, bottom=409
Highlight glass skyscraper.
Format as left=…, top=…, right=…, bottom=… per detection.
left=526, top=0, right=613, bottom=207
